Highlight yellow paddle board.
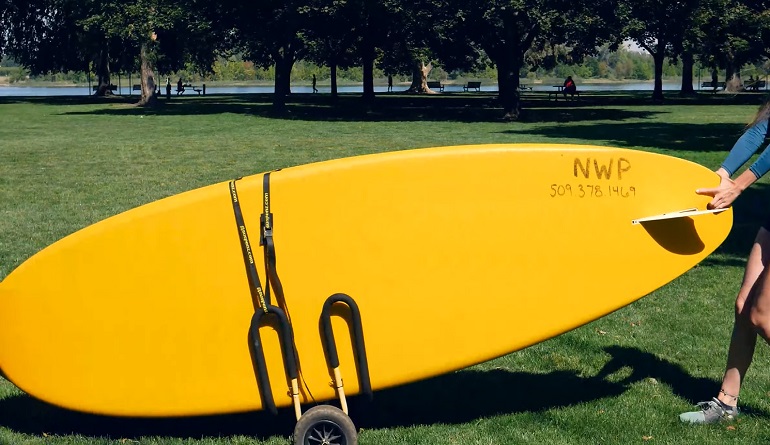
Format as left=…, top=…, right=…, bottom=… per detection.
left=0, top=144, right=732, bottom=417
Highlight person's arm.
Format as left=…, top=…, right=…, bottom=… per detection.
left=697, top=119, right=769, bottom=209
left=720, top=120, right=768, bottom=176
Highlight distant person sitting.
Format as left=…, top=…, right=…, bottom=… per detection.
left=176, top=78, right=185, bottom=95
left=563, top=76, right=577, bottom=99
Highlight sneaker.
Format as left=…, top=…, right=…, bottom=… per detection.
left=679, top=398, right=738, bottom=424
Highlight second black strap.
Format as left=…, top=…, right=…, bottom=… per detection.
left=229, top=179, right=270, bottom=312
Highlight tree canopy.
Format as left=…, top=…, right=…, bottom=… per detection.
left=2, top=0, right=770, bottom=117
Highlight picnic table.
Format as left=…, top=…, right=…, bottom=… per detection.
left=548, top=85, right=563, bottom=100
left=548, top=85, right=580, bottom=101
left=178, top=83, right=204, bottom=95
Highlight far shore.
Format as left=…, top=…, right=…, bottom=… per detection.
left=0, top=78, right=689, bottom=88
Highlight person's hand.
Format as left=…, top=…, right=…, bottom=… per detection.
left=696, top=175, right=742, bottom=209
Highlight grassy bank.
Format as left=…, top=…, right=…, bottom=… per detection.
left=1, top=91, right=770, bottom=444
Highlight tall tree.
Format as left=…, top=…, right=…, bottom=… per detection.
left=348, top=0, right=395, bottom=102
left=2, top=0, right=222, bottom=104
left=81, top=0, right=221, bottom=104
left=378, top=0, right=454, bottom=94
left=621, top=0, right=701, bottom=101
left=303, top=0, right=362, bottom=100
left=695, top=0, right=770, bottom=91
left=454, top=0, right=619, bottom=120
left=2, top=0, right=95, bottom=87
left=229, top=0, right=310, bottom=111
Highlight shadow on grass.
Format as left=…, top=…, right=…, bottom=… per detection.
left=38, top=94, right=668, bottom=124
left=597, top=346, right=769, bottom=418
left=350, top=367, right=626, bottom=429
left=1, top=344, right=751, bottom=440
left=0, top=93, right=716, bottom=124
left=2, top=90, right=766, bottom=121
left=2, top=343, right=764, bottom=439
left=503, top=121, right=745, bottom=153
left=0, top=365, right=629, bottom=440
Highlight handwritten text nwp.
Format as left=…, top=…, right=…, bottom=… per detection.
left=574, top=158, right=631, bottom=180
left=549, top=157, right=636, bottom=199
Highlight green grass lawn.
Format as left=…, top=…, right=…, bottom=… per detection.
left=2, top=91, right=770, bottom=444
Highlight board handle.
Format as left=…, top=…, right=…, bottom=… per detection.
left=321, top=293, right=372, bottom=414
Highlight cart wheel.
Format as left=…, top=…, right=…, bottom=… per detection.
left=293, top=405, right=357, bottom=445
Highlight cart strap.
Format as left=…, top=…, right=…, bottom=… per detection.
left=229, top=179, right=269, bottom=313
left=261, top=172, right=286, bottom=308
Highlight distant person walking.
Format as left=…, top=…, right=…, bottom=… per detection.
left=388, top=74, right=393, bottom=92
left=176, top=78, right=184, bottom=95
left=312, top=74, right=318, bottom=93
left=165, top=78, right=171, bottom=99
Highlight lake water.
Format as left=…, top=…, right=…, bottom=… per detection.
left=0, top=82, right=721, bottom=97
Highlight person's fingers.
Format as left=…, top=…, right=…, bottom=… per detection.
left=696, top=187, right=719, bottom=196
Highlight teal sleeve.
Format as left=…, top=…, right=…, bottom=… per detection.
left=721, top=120, right=769, bottom=178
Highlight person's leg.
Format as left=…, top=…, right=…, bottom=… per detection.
left=717, top=227, right=770, bottom=404
left=681, top=226, right=770, bottom=423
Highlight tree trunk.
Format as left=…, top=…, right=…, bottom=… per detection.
left=362, top=50, right=375, bottom=103
left=497, top=56, right=522, bottom=121
left=137, top=41, right=158, bottom=107
left=330, top=62, right=338, bottom=101
left=94, top=47, right=112, bottom=97
left=725, top=63, right=741, bottom=92
left=652, top=51, right=664, bottom=102
left=407, top=60, right=434, bottom=93
left=273, top=47, right=295, bottom=112
left=680, top=52, right=695, bottom=96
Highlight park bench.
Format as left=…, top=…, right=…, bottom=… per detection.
left=92, top=84, right=117, bottom=93
left=426, top=81, right=444, bottom=92
left=701, top=81, right=726, bottom=93
left=746, top=80, right=766, bottom=91
left=463, top=81, right=481, bottom=92
left=133, top=84, right=165, bottom=96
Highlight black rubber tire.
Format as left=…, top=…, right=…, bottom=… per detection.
left=293, top=405, right=357, bottom=445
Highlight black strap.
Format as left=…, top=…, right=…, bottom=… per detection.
left=260, top=172, right=273, bottom=248
left=231, top=175, right=313, bottom=410
left=229, top=179, right=269, bottom=313
left=260, top=172, right=286, bottom=308
left=260, top=172, right=310, bottom=395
